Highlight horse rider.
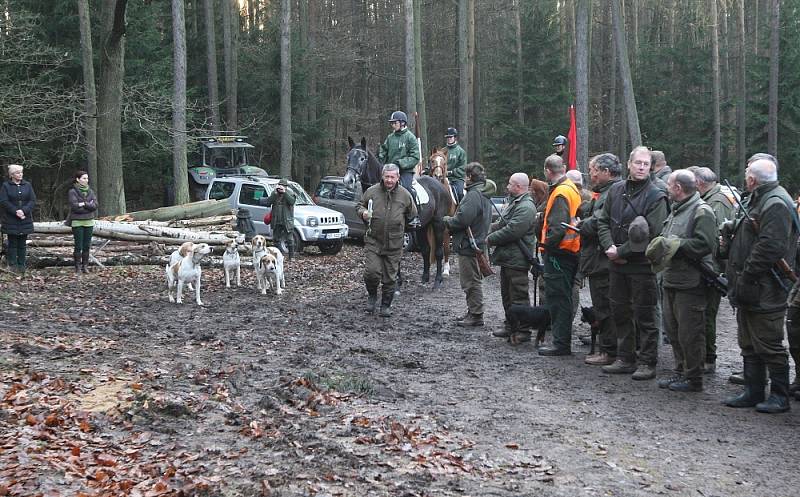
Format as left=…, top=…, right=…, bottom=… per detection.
left=378, top=111, right=421, bottom=227
left=553, top=135, right=568, bottom=157
left=357, top=164, right=418, bottom=317
left=444, top=127, right=467, bottom=203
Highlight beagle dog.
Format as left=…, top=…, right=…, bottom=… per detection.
left=251, top=235, right=268, bottom=291
left=255, top=246, right=285, bottom=295
left=222, top=239, right=241, bottom=288
left=166, top=242, right=212, bottom=305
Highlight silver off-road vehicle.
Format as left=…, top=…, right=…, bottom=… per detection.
left=206, top=176, right=348, bottom=255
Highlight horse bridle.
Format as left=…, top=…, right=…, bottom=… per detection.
left=346, top=147, right=367, bottom=182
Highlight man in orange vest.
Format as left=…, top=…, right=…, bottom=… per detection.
left=538, top=154, right=582, bottom=356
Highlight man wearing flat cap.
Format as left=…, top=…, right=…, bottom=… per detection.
left=647, top=170, right=717, bottom=392
left=261, top=178, right=297, bottom=258
left=597, top=146, right=669, bottom=380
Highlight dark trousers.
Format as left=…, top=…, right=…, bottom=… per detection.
left=72, top=226, right=94, bottom=254
left=451, top=179, right=464, bottom=203
left=588, top=273, right=617, bottom=355
left=5, top=234, right=27, bottom=269
left=663, top=286, right=707, bottom=381
left=400, top=171, right=416, bottom=204
left=737, top=308, right=789, bottom=369
left=705, top=288, right=722, bottom=363
left=500, top=266, right=529, bottom=312
left=544, top=254, right=578, bottom=351
left=459, top=254, right=484, bottom=315
left=274, top=226, right=294, bottom=258
left=364, top=248, right=402, bottom=297
left=609, top=270, right=659, bottom=366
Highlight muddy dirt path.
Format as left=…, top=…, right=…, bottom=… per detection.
left=1, top=243, right=798, bottom=497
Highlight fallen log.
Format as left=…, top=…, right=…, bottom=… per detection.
left=34, top=221, right=238, bottom=245
left=109, top=200, right=233, bottom=222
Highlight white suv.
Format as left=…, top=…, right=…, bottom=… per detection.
left=206, top=176, right=349, bottom=255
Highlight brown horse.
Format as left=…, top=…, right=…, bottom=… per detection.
left=427, top=148, right=458, bottom=276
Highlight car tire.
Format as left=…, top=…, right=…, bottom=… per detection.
left=318, top=239, right=344, bottom=255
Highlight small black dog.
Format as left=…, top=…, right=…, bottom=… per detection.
left=579, top=306, right=600, bottom=354
left=506, top=304, right=551, bottom=346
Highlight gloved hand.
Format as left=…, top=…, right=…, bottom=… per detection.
left=735, top=272, right=760, bottom=306
left=442, top=215, right=452, bottom=227
left=406, top=216, right=422, bottom=230
left=530, top=260, right=544, bottom=279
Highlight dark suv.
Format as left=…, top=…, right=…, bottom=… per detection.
left=313, top=176, right=366, bottom=239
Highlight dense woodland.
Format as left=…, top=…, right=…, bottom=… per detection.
left=2, top=0, right=800, bottom=217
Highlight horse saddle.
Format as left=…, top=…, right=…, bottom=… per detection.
left=411, top=179, right=430, bottom=205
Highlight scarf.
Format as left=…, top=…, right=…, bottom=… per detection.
left=76, top=182, right=90, bottom=195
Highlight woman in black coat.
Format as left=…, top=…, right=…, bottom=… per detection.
left=0, top=164, right=36, bottom=274
left=67, top=170, right=99, bottom=273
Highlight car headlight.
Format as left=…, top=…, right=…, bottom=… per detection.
left=306, top=217, right=319, bottom=227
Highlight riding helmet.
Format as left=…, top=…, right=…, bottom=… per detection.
left=389, top=111, right=408, bottom=123
left=553, top=135, right=568, bottom=146
left=445, top=127, right=458, bottom=137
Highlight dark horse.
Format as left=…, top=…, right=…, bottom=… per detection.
left=343, top=137, right=453, bottom=290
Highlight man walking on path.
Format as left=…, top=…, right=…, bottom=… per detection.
left=597, top=146, right=669, bottom=380
left=722, top=157, right=798, bottom=413
left=648, top=170, right=716, bottom=392
left=357, top=164, right=418, bottom=318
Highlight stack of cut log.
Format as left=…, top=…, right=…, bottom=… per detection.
left=25, top=200, right=244, bottom=269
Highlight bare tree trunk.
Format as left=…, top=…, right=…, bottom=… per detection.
left=608, top=1, right=618, bottom=153
left=203, top=0, right=220, bottom=131
left=172, top=0, right=190, bottom=205
left=768, top=0, right=780, bottom=157
left=307, top=0, right=321, bottom=192
left=96, top=0, right=128, bottom=216
left=611, top=0, right=641, bottom=148
left=458, top=0, right=470, bottom=156
left=466, top=0, right=475, bottom=159
left=513, top=0, right=524, bottom=166
left=575, top=0, right=590, bottom=172
left=711, top=0, right=721, bottom=174
left=222, top=0, right=238, bottom=130
left=413, top=0, right=427, bottom=157
left=77, top=0, right=98, bottom=190
left=403, top=0, right=416, bottom=131
left=737, top=0, right=746, bottom=176
left=280, top=0, right=292, bottom=179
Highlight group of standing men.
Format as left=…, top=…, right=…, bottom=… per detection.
left=356, top=111, right=800, bottom=414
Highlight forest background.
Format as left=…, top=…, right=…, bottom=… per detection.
left=1, top=0, right=799, bottom=217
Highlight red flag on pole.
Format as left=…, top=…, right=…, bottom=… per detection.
left=566, top=105, right=577, bottom=170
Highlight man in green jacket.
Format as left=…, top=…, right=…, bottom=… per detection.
left=722, top=156, right=798, bottom=413
left=261, top=178, right=296, bottom=259
left=443, top=163, right=492, bottom=327
left=694, top=166, right=734, bottom=374
left=378, top=111, right=421, bottom=203
left=357, top=164, right=418, bottom=317
left=580, top=153, right=623, bottom=366
left=444, top=127, right=467, bottom=203
left=649, top=170, right=717, bottom=393
left=597, top=146, right=669, bottom=381
left=487, top=172, right=537, bottom=343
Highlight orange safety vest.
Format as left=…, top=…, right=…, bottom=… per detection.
left=541, top=178, right=582, bottom=254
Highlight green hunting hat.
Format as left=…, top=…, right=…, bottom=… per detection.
left=628, top=216, right=650, bottom=252
left=646, top=236, right=681, bottom=273
left=278, top=178, right=289, bottom=186
left=482, top=178, right=497, bottom=196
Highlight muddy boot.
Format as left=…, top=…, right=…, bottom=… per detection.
left=457, top=313, right=484, bottom=327
left=378, top=291, right=394, bottom=318
left=80, top=251, right=90, bottom=274
left=365, top=284, right=378, bottom=314
left=493, top=322, right=513, bottom=338
left=756, top=364, right=791, bottom=414
left=725, top=356, right=767, bottom=408
left=73, top=251, right=82, bottom=275
left=668, top=378, right=703, bottom=392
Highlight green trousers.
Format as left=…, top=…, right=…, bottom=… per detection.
left=588, top=273, right=617, bottom=355
left=544, top=254, right=578, bottom=351
left=5, top=234, right=27, bottom=269
left=72, top=226, right=94, bottom=253
left=500, top=266, right=529, bottom=312
left=458, top=254, right=484, bottom=315
left=663, top=286, right=707, bottom=381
